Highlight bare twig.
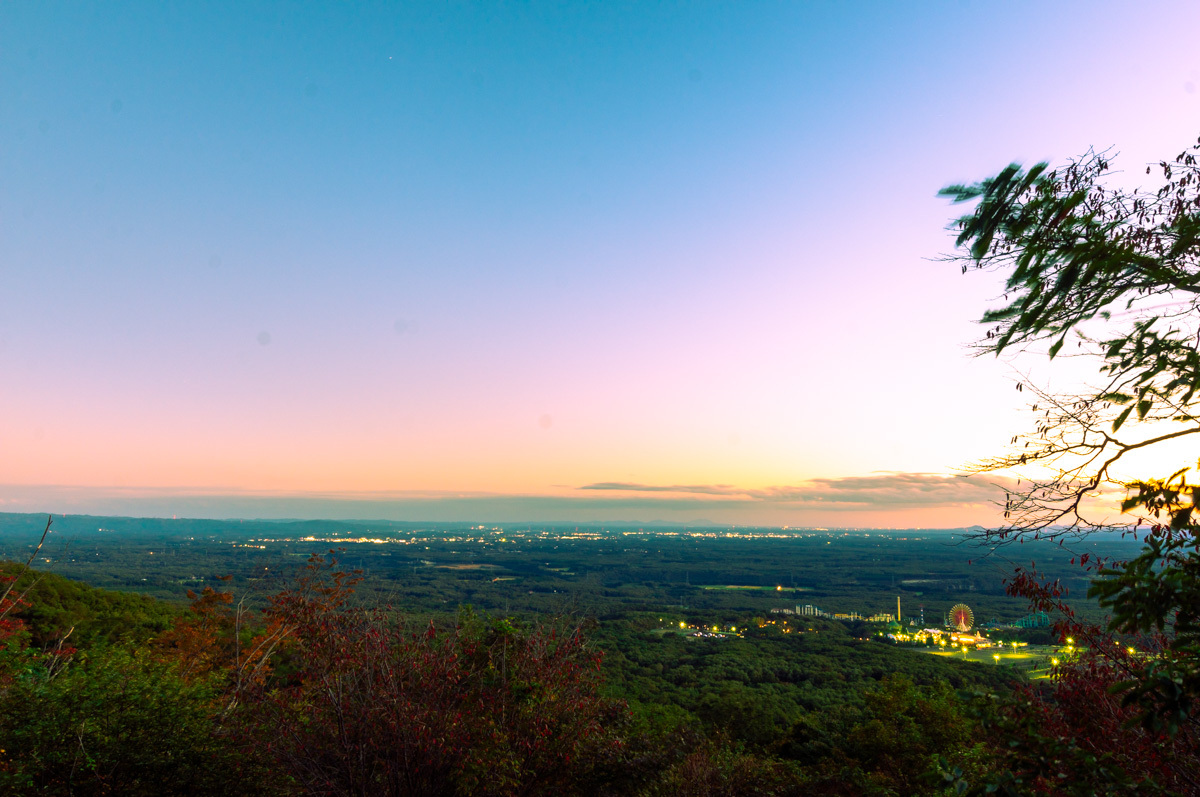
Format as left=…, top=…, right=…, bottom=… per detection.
left=0, top=515, right=54, bottom=623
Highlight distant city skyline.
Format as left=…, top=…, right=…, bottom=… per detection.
left=3, top=2, right=1198, bottom=525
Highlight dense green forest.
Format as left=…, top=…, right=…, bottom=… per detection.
left=0, top=512, right=1130, bottom=623
left=0, top=513, right=1115, bottom=795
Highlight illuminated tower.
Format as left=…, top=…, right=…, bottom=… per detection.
left=896, top=596, right=901, bottom=624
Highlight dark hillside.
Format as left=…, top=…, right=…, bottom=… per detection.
left=0, top=562, right=178, bottom=648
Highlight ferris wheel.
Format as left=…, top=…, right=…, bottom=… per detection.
left=949, top=603, right=974, bottom=632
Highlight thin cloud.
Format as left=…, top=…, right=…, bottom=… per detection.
left=582, top=482, right=742, bottom=496
left=580, top=472, right=1009, bottom=508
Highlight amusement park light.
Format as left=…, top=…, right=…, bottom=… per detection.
left=949, top=603, right=974, bottom=633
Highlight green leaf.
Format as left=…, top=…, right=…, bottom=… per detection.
left=1048, top=335, right=1066, bottom=359
left=1170, top=506, right=1193, bottom=530
left=1112, top=406, right=1134, bottom=432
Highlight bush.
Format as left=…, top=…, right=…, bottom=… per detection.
left=0, top=647, right=276, bottom=796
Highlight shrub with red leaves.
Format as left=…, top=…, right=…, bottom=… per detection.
left=969, top=541, right=1200, bottom=796
left=238, top=554, right=629, bottom=796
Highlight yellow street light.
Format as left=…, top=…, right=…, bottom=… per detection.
left=993, top=654, right=1000, bottom=663
left=1051, top=658, right=1059, bottom=666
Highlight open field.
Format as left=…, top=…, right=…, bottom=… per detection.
left=702, top=585, right=811, bottom=591
left=925, top=644, right=1060, bottom=677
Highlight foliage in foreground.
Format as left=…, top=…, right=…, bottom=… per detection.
left=0, top=648, right=270, bottom=796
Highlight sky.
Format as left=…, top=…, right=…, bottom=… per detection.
left=2, top=1, right=1199, bottom=526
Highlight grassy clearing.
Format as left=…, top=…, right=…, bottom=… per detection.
left=924, top=644, right=1061, bottom=678
left=701, top=585, right=811, bottom=591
